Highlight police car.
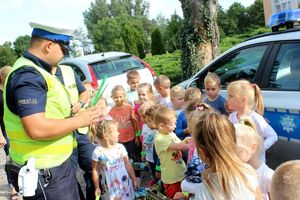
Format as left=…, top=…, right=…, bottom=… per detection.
left=179, top=27, right=300, bottom=169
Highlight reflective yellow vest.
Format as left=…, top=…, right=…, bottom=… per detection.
left=4, top=57, right=73, bottom=169
left=59, top=65, right=89, bottom=135
left=59, top=65, right=78, bottom=104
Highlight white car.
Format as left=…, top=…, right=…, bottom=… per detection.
left=60, top=51, right=156, bottom=106
left=179, top=28, right=300, bottom=169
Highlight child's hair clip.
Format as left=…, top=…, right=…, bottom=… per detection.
left=196, top=105, right=204, bottom=111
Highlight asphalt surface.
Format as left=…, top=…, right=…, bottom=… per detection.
left=0, top=149, right=10, bottom=200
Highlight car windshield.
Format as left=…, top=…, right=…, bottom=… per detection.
left=90, top=55, right=145, bottom=79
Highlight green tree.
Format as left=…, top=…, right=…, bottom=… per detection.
left=164, top=12, right=183, bottom=53
left=248, top=0, right=265, bottom=28
left=151, top=28, right=165, bottom=55
left=13, top=35, right=30, bottom=57
left=121, top=22, right=139, bottom=55
left=0, top=45, right=17, bottom=67
left=91, top=18, right=124, bottom=52
left=72, top=28, right=93, bottom=55
left=83, top=0, right=150, bottom=54
left=217, top=5, right=232, bottom=37
left=227, top=2, right=250, bottom=34
left=110, top=0, right=126, bottom=17
left=83, top=0, right=109, bottom=35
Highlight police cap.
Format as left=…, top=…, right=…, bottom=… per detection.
left=29, top=22, right=74, bottom=50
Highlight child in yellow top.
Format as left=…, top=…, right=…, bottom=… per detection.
left=153, top=106, right=189, bottom=199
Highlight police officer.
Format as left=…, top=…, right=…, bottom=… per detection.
left=4, top=22, right=98, bottom=200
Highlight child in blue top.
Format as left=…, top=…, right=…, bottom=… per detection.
left=175, top=87, right=201, bottom=140
left=203, top=72, right=227, bottom=115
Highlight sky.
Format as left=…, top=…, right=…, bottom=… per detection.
left=0, top=0, right=255, bottom=45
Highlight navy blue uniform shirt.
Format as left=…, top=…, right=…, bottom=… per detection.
left=6, top=51, right=85, bottom=118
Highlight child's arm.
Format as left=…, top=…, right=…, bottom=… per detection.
left=141, top=145, right=146, bottom=161
left=124, top=155, right=138, bottom=189
left=130, top=108, right=141, bottom=146
left=92, top=160, right=101, bottom=197
left=175, top=112, right=188, bottom=139
left=167, top=138, right=190, bottom=151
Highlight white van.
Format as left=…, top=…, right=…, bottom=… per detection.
left=179, top=28, right=300, bottom=169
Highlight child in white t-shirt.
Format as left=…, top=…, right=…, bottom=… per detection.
left=227, top=80, right=278, bottom=162
left=126, top=70, right=140, bottom=106
left=193, top=112, right=260, bottom=200
left=154, top=75, right=173, bottom=108
left=139, top=101, right=158, bottom=178
left=170, top=85, right=185, bottom=116
left=235, top=117, right=274, bottom=200
left=91, top=120, right=138, bottom=200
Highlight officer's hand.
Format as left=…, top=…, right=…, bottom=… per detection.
left=71, top=102, right=82, bottom=115
left=0, top=134, right=6, bottom=148
left=75, top=107, right=98, bottom=127
left=94, top=187, right=101, bottom=199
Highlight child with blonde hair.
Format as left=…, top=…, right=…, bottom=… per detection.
left=227, top=80, right=278, bottom=162
left=91, top=120, right=138, bottom=200
left=193, top=112, right=261, bottom=200
left=154, top=75, right=173, bottom=108
left=235, top=117, right=274, bottom=200
left=204, top=72, right=227, bottom=114
left=170, top=85, right=185, bottom=116
left=154, top=106, right=190, bottom=198
left=134, top=83, right=155, bottom=139
left=175, top=87, right=202, bottom=140
left=174, top=102, right=213, bottom=199
left=109, top=85, right=140, bottom=161
left=139, top=101, right=159, bottom=179
left=126, top=70, right=140, bottom=105
left=270, top=160, right=300, bottom=200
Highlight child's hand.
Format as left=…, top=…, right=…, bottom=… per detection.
left=133, top=179, right=138, bottom=190
left=141, top=155, right=146, bottom=162
left=155, top=171, right=161, bottom=179
left=184, top=128, right=190, bottom=135
left=173, top=192, right=185, bottom=199
left=135, top=137, right=140, bottom=146
left=94, top=187, right=101, bottom=198
left=183, top=137, right=191, bottom=144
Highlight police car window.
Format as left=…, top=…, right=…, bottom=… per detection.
left=268, top=43, right=300, bottom=90
left=209, top=45, right=268, bottom=88
left=70, top=65, right=86, bottom=81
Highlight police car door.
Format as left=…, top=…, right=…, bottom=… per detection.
left=260, top=42, right=300, bottom=168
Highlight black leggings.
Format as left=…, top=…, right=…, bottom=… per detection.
left=121, top=138, right=141, bottom=162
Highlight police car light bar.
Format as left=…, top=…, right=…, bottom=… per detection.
left=268, top=9, right=300, bottom=32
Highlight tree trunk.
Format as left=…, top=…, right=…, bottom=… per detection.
left=180, top=0, right=220, bottom=79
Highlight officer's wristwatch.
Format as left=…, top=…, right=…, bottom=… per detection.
left=79, top=100, right=85, bottom=108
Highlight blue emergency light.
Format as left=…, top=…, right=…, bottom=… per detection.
left=268, top=9, right=300, bottom=32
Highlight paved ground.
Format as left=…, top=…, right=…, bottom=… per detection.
left=0, top=149, right=10, bottom=200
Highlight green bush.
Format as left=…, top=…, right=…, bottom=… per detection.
left=144, top=50, right=182, bottom=86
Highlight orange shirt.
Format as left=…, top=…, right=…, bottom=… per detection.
left=109, top=104, right=135, bottom=142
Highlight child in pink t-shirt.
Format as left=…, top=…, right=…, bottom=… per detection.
left=134, top=83, right=155, bottom=139
left=109, top=85, right=140, bottom=161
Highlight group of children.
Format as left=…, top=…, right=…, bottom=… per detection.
left=85, top=69, right=300, bottom=200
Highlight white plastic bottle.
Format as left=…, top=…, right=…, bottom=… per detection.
left=18, top=157, right=39, bottom=197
